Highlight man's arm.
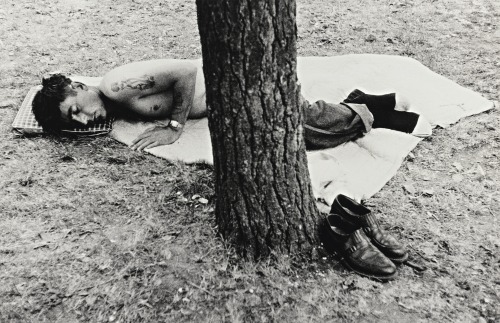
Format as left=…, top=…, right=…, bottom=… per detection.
left=169, top=67, right=196, bottom=126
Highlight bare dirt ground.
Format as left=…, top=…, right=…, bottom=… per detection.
left=0, top=0, right=499, bottom=322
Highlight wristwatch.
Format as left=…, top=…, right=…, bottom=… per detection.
left=169, top=120, right=183, bottom=131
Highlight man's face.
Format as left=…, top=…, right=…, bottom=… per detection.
left=59, top=82, right=107, bottom=126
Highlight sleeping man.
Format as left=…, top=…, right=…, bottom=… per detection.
left=32, top=59, right=430, bottom=151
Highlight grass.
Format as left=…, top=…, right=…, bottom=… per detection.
left=0, top=0, right=499, bottom=322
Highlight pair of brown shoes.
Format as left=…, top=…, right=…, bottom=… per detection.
left=322, top=194, right=408, bottom=281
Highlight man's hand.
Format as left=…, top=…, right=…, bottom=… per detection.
left=130, top=125, right=182, bottom=151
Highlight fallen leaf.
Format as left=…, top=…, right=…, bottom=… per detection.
left=61, top=229, right=73, bottom=237
left=161, top=248, right=172, bottom=260
left=422, top=189, right=434, bottom=196
left=245, top=294, right=262, bottom=307
left=427, top=211, right=439, bottom=220
left=365, top=34, right=376, bottom=42
left=452, top=162, right=463, bottom=171
left=0, top=99, right=16, bottom=108
left=180, top=308, right=191, bottom=315
left=398, top=302, right=414, bottom=310
left=403, top=183, right=416, bottom=194
left=33, top=242, right=49, bottom=249
left=421, top=246, right=435, bottom=256
left=107, top=156, right=127, bottom=164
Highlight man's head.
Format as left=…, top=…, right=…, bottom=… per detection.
left=32, top=74, right=108, bottom=132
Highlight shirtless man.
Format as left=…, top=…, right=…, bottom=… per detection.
left=33, top=59, right=208, bottom=151
left=32, top=59, right=428, bottom=151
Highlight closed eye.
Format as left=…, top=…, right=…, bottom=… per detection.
left=71, top=83, right=85, bottom=90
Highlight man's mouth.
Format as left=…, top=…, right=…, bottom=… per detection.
left=92, top=112, right=105, bottom=123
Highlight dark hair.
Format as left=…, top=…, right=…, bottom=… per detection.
left=32, top=74, right=75, bottom=132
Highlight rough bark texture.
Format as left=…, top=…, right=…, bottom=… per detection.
left=196, top=0, right=322, bottom=259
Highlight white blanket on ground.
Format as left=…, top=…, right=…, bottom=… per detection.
left=107, top=54, right=495, bottom=206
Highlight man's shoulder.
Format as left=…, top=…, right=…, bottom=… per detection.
left=107, top=58, right=201, bottom=72
left=99, top=59, right=203, bottom=101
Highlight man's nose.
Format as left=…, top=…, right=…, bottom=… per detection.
left=72, top=113, right=89, bottom=125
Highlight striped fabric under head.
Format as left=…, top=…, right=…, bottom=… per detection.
left=12, top=85, right=113, bottom=135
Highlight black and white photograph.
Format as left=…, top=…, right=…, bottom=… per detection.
left=0, top=0, right=498, bottom=321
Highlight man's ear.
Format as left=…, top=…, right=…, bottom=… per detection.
left=70, top=81, right=88, bottom=91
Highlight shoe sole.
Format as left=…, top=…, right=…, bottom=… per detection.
left=371, top=239, right=409, bottom=264
left=340, top=258, right=398, bottom=282
left=388, top=252, right=408, bottom=264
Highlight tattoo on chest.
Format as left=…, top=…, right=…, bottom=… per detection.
left=111, top=75, right=155, bottom=92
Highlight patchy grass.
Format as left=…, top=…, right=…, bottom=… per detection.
left=0, top=0, right=499, bottom=322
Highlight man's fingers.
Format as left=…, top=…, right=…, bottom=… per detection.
left=131, top=127, right=159, bottom=144
left=130, top=137, right=148, bottom=150
left=131, top=137, right=156, bottom=151
left=137, top=140, right=157, bottom=151
left=132, top=136, right=143, bottom=145
left=144, top=141, right=160, bottom=150
left=132, top=132, right=151, bottom=144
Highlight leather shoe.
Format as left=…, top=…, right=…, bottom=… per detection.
left=322, top=215, right=397, bottom=281
left=330, top=194, right=408, bottom=264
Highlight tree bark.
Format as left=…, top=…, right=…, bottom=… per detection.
left=196, top=0, right=322, bottom=259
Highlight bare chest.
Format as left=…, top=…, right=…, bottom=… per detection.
left=127, top=91, right=174, bottom=118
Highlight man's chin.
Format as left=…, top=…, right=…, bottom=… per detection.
left=99, top=107, right=109, bottom=119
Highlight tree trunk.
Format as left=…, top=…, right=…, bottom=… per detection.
left=196, top=0, right=322, bottom=259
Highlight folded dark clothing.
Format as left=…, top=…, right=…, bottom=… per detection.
left=344, top=89, right=420, bottom=133
left=344, top=89, right=396, bottom=112
left=371, top=109, right=420, bottom=133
